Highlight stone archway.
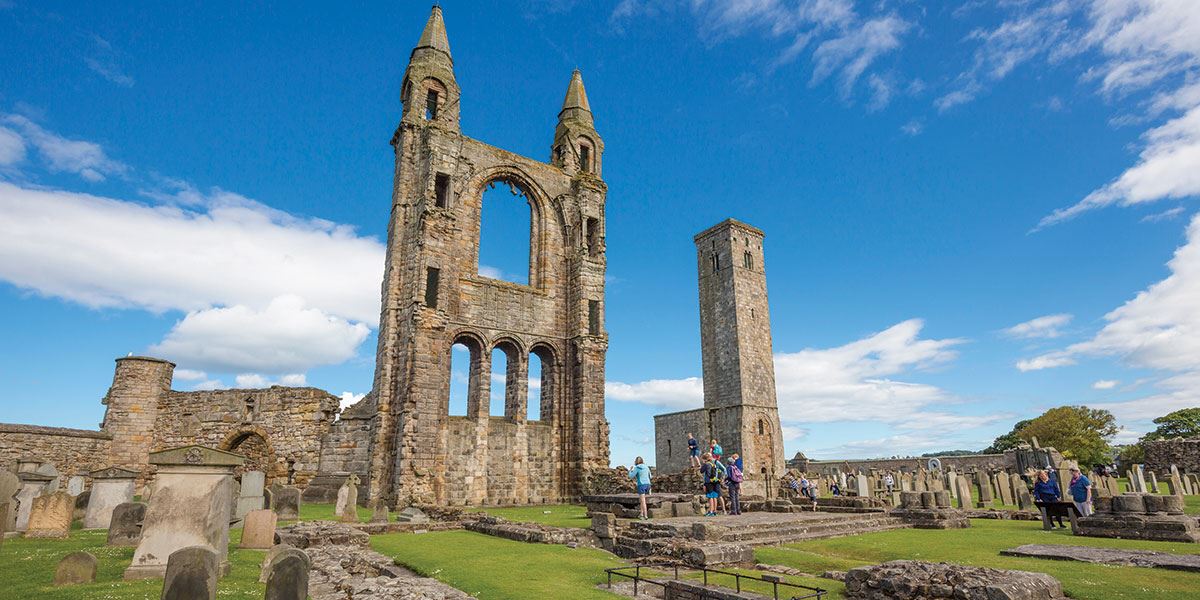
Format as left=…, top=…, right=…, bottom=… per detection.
left=221, top=428, right=274, bottom=479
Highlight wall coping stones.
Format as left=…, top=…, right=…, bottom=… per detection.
left=0, top=423, right=112, bottom=440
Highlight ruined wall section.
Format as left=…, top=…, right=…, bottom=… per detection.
left=0, top=424, right=111, bottom=484
left=101, top=356, right=173, bottom=477
left=653, top=409, right=709, bottom=473
left=1145, top=439, right=1200, bottom=474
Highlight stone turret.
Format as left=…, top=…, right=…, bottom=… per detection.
left=399, top=5, right=460, bottom=132
left=551, top=70, right=604, bottom=176
left=100, top=356, right=174, bottom=480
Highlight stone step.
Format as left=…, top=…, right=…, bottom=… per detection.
left=721, top=518, right=905, bottom=542
left=739, top=521, right=911, bottom=546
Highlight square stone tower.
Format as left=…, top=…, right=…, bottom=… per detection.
left=654, top=219, right=785, bottom=496
left=366, top=6, right=609, bottom=507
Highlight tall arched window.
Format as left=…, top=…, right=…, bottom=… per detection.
left=478, top=178, right=532, bottom=285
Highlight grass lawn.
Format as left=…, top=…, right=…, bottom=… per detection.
left=296, top=501, right=373, bottom=523
left=372, top=530, right=625, bottom=599
left=0, top=527, right=266, bottom=599
left=756, top=519, right=1200, bottom=600
left=466, top=504, right=591, bottom=528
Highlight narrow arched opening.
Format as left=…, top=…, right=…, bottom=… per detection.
left=448, top=333, right=485, bottom=417
left=528, top=344, right=555, bottom=421
left=478, top=177, right=533, bottom=286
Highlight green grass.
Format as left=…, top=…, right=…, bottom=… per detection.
left=466, top=504, right=591, bottom=528
left=296, top=501, right=373, bottom=522
left=372, top=530, right=625, bottom=599
left=678, top=567, right=843, bottom=598
left=755, top=519, right=1200, bottom=600
left=0, top=527, right=266, bottom=599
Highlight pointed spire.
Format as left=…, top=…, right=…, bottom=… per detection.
left=416, top=5, right=451, bottom=57
left=561, top=69, right=591, bottom=114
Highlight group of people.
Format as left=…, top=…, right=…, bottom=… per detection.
left=624, top=433, right=746, bottom=520
left=1032, top=466, right=1093, bottom=528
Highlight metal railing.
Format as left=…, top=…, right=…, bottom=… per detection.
left=604, top=563, right=827, bottom=599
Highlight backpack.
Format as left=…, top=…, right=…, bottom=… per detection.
left=705, top=463, right=722, bottom=483
left=728, top=464, right=743, bottom=483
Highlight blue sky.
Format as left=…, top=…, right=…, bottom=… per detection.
left=2, top=1, right=1199, bottom=466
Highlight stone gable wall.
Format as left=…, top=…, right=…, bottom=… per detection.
left=1144, top=439, right=1200, bottom=474
left=0, top=424, right=112, bottom=484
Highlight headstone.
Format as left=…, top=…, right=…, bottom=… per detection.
left=107, top=502, right=147, bottom=546
left=54, top=551, right=98, bottom=586
left=14, top=471, right=53, bottom=531
left=954, top=476, right=973, bottom=509
left=1017, top=488, right=1034, bottom=511
left=264, top=547, right=311, bottom=600
left=899, top=473, right=913, bottom=492
left=1009, top=473, right=1025, bottom=505
left=270, top=485, right=301, bottom=520
left=124, top=445, right=244, bottom=579
left=161, top=545, right=219, bottom=600
left=913, top=474, right=927, bottom=493
left=24, top=491, right=73, bottom=539
left=1169, top=466, right=1185, bottom=497
left=240, top=509, right=277, bottom=549
left=975, top=472, right=993, bottom=507
left=0, top=469, right=19, bottom=533
left=1149, top=471, right=1160, bottom=494
left=84, top=467, right=138, bottom=529
left=995, top=474, right=1012, bottom=506
left=73, top=490, right=90, bottom=522
left=32, top=462, right=61, bottom=493
left=235, top=471, right=267, bottom=520
left=1189, top=474, right=1200, bottom=496
left=259, top=543, right=296, bottom=583
left=370, top=502, right=390, bottom=523
left=335, top=474, right=360, bottom=522
left=66, top=475, right=86, bottom=497
left=946, top=471, right=958, bottom=500
left=397, top=506, right=430, bottom=523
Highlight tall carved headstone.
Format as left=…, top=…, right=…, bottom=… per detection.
left=975, top=471, right=993, bottom=508
left=236, top=471, right=266, bottom=520
left=24, top=491, right=74, bottom=539
left=336, top=474, right=360, bottom=522
left=84, top=467, right=137, bottom=529
left=107, top=501, right=147, bottom=546
left=954, top=476, right=973, bottom=509
left=14, top=471, right=53, bottom=531
left=124, top=446, right=244, bottom=580
left=161, top=545, right=219, bottom=600
left=270, top=485, right=300, bottom=520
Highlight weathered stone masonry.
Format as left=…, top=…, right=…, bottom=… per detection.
left=365, top=6, right=610, bottom=507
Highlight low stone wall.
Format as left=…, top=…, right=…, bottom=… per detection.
left=1076, top=492, right=1200, bottom=542
left=663, top=580, right=769, bottom=600
left=844, top=561, right=1067, bottom=600
left=1144, top=439, right=1200, bottom=475
left=0, top=424, right=112, bottom=483
left=463, top=515, right=593, bottom=546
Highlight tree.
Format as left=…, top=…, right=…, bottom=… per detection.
left=1142, top=407, right=1200, bottom=441
left=983, top=419, right=1034, bottom=454
left=1116, top=444, right=1145, bottom=468
left=1018, top=406, right=1119, bottom=467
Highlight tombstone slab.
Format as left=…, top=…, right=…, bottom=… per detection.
left=24, top=491, right=73, bottom=539
left=270, top=486, right=300, bottom=520
left=54, top=551, right=98, bottom=586
left=107, top=502, right=147, bottom=546
left=161, top=545, right=219, bottom=600
left=84, top=467, right=138, bottom=529
left=259, top=544, right=296, bottom=583
left=14, top=472, right=53, bottom=531
left=235, top=471, right=267, bottom=520
left=124, top=445, right=244, bottom=580
left=397, top=506, right=430, bottom=523
left=370, top=502, right=390, bottom=524
left=65, top=476, right=86, bottom=497
left=954, top=476, right=974, bottom=509
left=240, top=509, right=277, bottom=549
left=0, top=469, right=19, bottom=534
left=335, top=474, right=360, bottom=522
left=264, top=547, right=311, bottom=600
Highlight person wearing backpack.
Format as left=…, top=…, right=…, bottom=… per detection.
left=714, top=458, right=729, bottom=515
left=699, top=453, right=721, bottom=516
left=726, top=454, right=744, bottom=515
left=627, top=456, right=652, bottom=520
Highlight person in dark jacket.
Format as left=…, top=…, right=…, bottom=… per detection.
left=1032, top=470, right=1065, bottom=528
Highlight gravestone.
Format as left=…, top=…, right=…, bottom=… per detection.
left=397, top=506, right=430, bottom=523
left=73, top=490, right=90, bottom=522
left=1149, top=471, right=1160, bottom=494
left=954, top=476, right=973, bottom=509
left=1017, top=488, right=1034, bottom=511
left=899, top=473, right=913, bottom=492
left=1189, top=474, right=1200, bottom=496
left=975, top=472, right=993, bottom=507
left=945, top=471, right=958, bottom=500
left=65, top=475, right=85, bottom=497
left=371, top=501, right=390, bottom=523
left=259, top=544, right=295, bottom=583
left=84, top=467, right=138, bottom=529
left=1009, top=473, right=1026, bottom=505
left=335, top=474, right=360, bottom=522
left=54, top=551, right=98, bottom=586
left=270, top=485, right=301, bottom=520
left=124, top=445, right=244, bottom=579
left=264, top=547, right=311, bottom=600
left=236, top=471, right=266, bottom=520
left=14, top=471, right=54, bottom=531
left=0, top=469, right=19, bottom=534
left=240, top=509, right=277, bottom=549
left=1169, top=466, right=1185, bottom=497
left=161, top=545, right=219, bottom=600
left=107, top=502, right=147, bottom=546
left=996, top=474, right=1013, bottom=506
left=24, top=491, right=73, bottom=539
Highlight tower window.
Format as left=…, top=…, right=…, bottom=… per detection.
left=586, top=217, right=600, bottom=256
left=743, top=251, right=753, bottom=270
left=667, top=439, right=672, bottom=457
left=711, top=252, right=720, bottom=273
left=579, top=145, right=591, bottom=172
left=424, top=267, right=440, bottom=308
left=588, top=300, right=600, bottom=335
left=434, top=173, right=451, bottom=208
left=425, top=90, right=439, bottom=120
left=759, top=420, right=765, bottom=435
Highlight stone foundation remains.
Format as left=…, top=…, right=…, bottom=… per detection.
left=889, top=491, right=970, bottom=529
left=1075, top=492, right=1200, bottom=543
left=843, top=561, right=1067, bottom=600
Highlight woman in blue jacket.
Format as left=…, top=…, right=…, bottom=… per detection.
left=1032, top=470, right=1064, bottom=528
left=628, top=457, right=652, bottom=520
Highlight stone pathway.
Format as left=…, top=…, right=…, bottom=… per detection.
left=276, top=522, right=471, bottom=600
left=1001, top=544, right=1200, bottom=572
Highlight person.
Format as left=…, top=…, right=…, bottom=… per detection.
left=1068, top=466, right=1093, bottom=517
left=884, top=473, right=895, bottom=494
left=714, top=457, right=729, bottom=514
left=806, top=478, right=819, bottom=510
left=725, top=455, right=743, bottom=515
left=687, top=433, right=700, bottom=467
left=1032, top=470, right=1064, bottom=528
left=710, top=439, right=723, bottom=462
left=830, top=480, right=841, bottom=496
left=787, top=475, right=802, bottom=498
left=799, top=474, right=811, bottom=501
left=699, top=453, right=721, bottom=516
left=628, top=456, right=652, bottom=520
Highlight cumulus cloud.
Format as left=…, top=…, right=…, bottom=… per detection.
left=1019, top=214, right=1200, bottom=419
left=605, top=377, right=704, bottom=410
left=150, top=295, right=370, bottom=374
left=340, top=391, right=366, bottom=411
left=1003, top=313, right=1073, bottom=339
left=1092, top=379, right=1119, bottom=389
left=0, top=182, right=384, bottom=325
left=2, top=114, right=128, bottom=181
left=0, top=126, right=25, bottom=166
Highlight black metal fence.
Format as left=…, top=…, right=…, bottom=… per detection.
left=604, top=563, right=827, bottom=599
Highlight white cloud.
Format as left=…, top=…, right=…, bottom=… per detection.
left=1003, top=313, right=1073, bottom=339
left=191, top=379, right=227, bottom=391
left=2, top=114, right=128, bottom=181
left=340, top=391, right=366, bottom=411
left=0, top=126, right=25, bottom=166
left=606, top=377, right=703, bottom=410
left=150, top=295, right=369, bottom=374
left=1092, top=379, right=1119, bottom=390
left=0, top=182, right=384, bottom=325
left=1141, top=206, right=1187, bottom=223
left=812, top=16, right=911, bottom=98
left=900, top=119, right=924, bottom=136
left=173, top=368, right=208, bottom=381
left=232, top=372, right=306, bottom=389
left=1016, top=351, right=1076, bottom=372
